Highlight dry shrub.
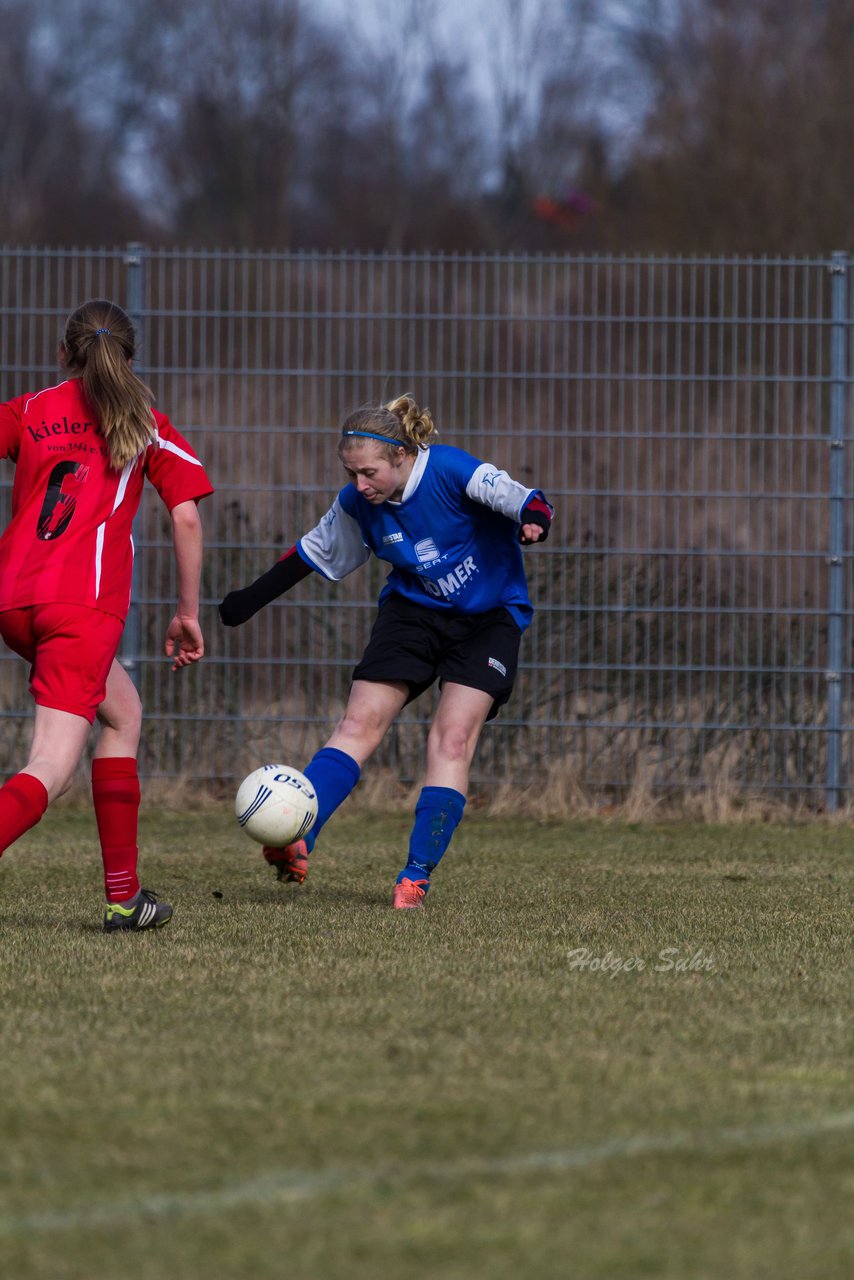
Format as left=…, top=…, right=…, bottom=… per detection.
left=488, top=758, right=599, bottom=821
left=622, top=760, right=664, bottom=823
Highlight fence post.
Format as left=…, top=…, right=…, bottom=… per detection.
left=120, top=242, right=146, bottom=688
left=826, top=250, right=848, bottom=812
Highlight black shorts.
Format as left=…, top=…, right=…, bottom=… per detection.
left=352, top=592, right=523, bottom=721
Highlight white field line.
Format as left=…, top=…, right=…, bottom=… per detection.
left=2, top=1109, right=853, bottom=1237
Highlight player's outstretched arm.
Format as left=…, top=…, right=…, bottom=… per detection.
left=218, top=546, right=314, bottom=627
left=166, top=499, right=204, bottom=670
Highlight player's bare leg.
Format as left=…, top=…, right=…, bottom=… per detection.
left=23, top=705, right=92, bottom=800
left=325, top=678, right=410, bottom=764
left=394, top=683, right=492, bottom=908
left=423, top=682, right=492, bottom=794
left=0, top=705, right=89, bottom=871
left=264, top=680, right=409, bottom=882
left=94, top=658, right=143, bottom=759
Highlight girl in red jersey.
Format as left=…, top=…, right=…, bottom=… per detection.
left=0, top=299, right=213, bottom=931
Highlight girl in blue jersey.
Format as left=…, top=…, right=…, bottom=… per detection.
left=219, top=395, right=553, bottom=908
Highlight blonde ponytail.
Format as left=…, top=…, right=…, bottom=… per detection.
left=61, top=300, right=156, bottom=470
left=384, top=395, right=436, bottom=449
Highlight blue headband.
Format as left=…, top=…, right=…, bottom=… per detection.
left=342, top=429, right=403, bottom=447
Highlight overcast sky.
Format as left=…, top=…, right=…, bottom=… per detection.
left=314, top=0, right=500, bottom=102
left=313, top=0, right=644, bottom=171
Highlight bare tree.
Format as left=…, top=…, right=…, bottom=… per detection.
left=467, top=0, right=611, bottom=246
left=302, top=0, right=493, bottom=249
left=611, top=0, right=854, bottom=251
left=27, top=0, right=854, bottom=254
left=0, top=0, right=142, bottom=242
left=0, top=0, right=623, bottom=250
left=121, top=0, right=351, bottom=247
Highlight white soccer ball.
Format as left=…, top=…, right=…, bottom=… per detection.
left=235, top=764, right=318, bottom=847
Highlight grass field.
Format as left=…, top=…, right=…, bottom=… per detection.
left=0, top=806, right=852, bottom=1279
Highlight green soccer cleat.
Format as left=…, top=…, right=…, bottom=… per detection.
left=103, top=888, right=173, bottom=933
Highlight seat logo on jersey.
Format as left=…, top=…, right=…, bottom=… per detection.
left=414, top=537, right=440, bottom=563
left=36, top=461, right=90, bottom=541
left=422, top=555, right=479, bottom=600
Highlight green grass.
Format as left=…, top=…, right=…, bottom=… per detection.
left=1, top=809, right=852, bottom=1279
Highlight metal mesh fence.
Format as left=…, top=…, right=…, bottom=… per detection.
left=1, top=247, right=852, bottom=806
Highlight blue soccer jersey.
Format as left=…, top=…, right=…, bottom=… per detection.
left=296, top=445, right=549, bottom=631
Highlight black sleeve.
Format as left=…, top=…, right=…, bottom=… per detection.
left=218, top=546, right=314, bottom=626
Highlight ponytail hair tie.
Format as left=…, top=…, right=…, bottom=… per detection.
left=95, top=328, right=111, bottom=336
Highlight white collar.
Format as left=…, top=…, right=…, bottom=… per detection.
left=389, top=447, right=429, bottom=504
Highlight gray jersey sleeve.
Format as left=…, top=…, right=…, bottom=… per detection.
left=465, top=462, right=535, bottom=521
left=298, top=497, right=371, bottom=580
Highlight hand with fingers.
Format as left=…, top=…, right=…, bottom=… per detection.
left=165, top=614, right=204, bottom=670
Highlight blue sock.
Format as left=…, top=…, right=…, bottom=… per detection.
left=397, top=786, right=467, bottom=885
left=302, top=748, right=361, bottom=853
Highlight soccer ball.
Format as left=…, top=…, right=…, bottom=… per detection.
left=235, top=764, right=318, bottom=847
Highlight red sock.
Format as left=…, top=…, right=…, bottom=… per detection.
left=92, top=757, right=140, bottom=903
left=0, top=773, right=49, bottom=854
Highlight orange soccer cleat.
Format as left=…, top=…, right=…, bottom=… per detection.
left=392, top=877, right=429, bottom=909
left=263, top=839, right=309, bottom=883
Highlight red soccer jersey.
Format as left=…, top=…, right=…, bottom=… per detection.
left=0, top=378, right=213, bottom=620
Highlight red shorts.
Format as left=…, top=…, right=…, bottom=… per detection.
left=0, top=604, right=125, bottom=724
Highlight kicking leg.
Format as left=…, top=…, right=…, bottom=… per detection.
left=265, top=679, right=409, bottom=880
